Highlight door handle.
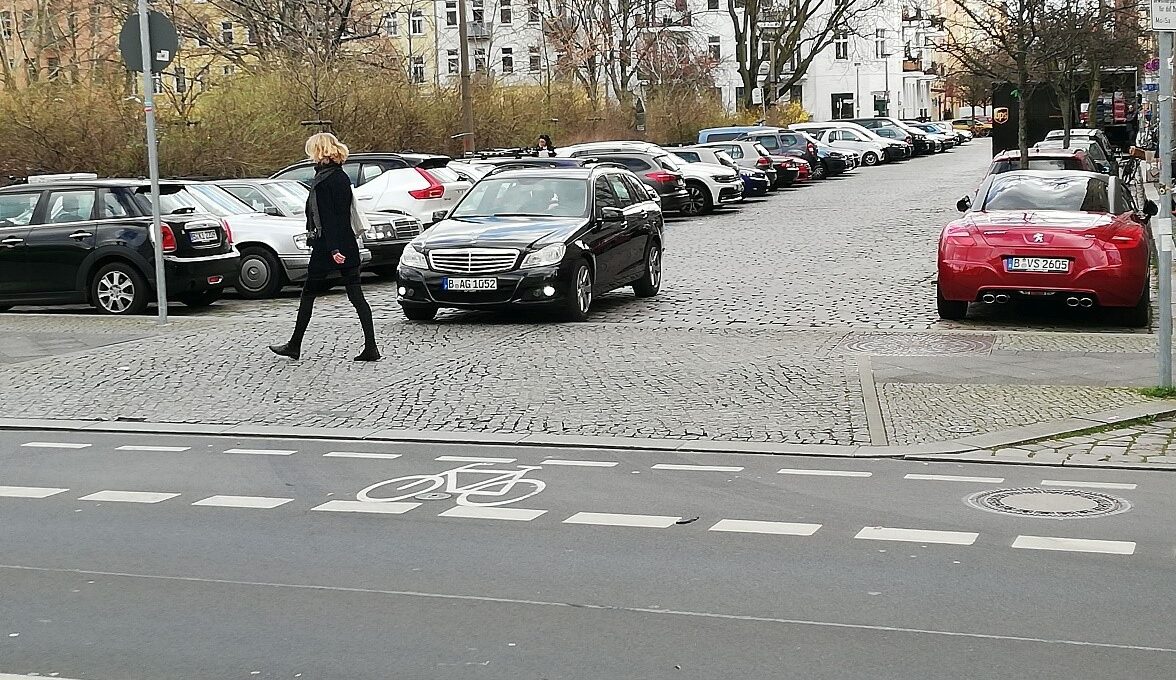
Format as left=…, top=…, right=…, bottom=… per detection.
left=69, top=231, right=94, bottom=239
left=0, top=236, right=23, bottom=246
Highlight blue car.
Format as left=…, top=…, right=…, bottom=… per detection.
left=737, top=167, right=771, bottom=196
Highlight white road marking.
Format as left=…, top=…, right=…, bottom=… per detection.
left=435, top=455, right=516, bottom=464
left=709, top=519, right=822, bottom=536
left=905, top=474, right=1005, bottom=484
left=539, top=459, right=619, bottom=467
left=0, top=485, right=69, bottom=499
left=563, top=512, right=681, bottom=528
left=79, top=490, right=179, bottom=504
left=116, top=445, right=191, bottom=452
left=778, top=468, right=872, bottom=478
left=439, top=506, right=547, bottom=521
left=192, top=495, right=294, bottom=509
left=1041, top=480, right=1138, bottom=490
left=855, top=527, right=979, bottom=546
left=224, top=448, right=296, bottom=456
left=1, top=674, right=90, bottom=680
left=21, top=441, right=90, bottom=449
left=311, top=500, right=420, bottom=514
left=1012, top=535, right=1136, bottom=555
left=652, top=463, right=745, bottom=472
left=324, top=451, right=403, bottom=460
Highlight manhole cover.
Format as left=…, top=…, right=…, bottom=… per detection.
left=942, top=425, right=979, bottom=435
left=835, top=334, right=994, bottom=356
left=415, top=492, right=453, bottom=501
left=966, top=487, right=1131, bottom=519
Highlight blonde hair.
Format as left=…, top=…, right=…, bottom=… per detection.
left=305, top=132, right=349, bottom=164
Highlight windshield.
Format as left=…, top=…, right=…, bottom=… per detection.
left=269, top=181, right=310, bottom=215
left=983, top=175, right=1110, bottom=213
left=451, top=177, right=588, bottom=218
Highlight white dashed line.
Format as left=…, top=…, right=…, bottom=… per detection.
left=709, top=519, right=822, bottom=536
left=435, top=455, right=517, bottom=464
left=652, top=464, right=745, bottom=472
left=439, top=506, right=547, bottom=521
left=224, top=448, right=296, bottom=456
left=21, top=442, right=90, bottom=449
left=311, top=500, right=421, bottom=514
left=855, top=527, right=979, bottom=546
left=116, top=445, right=191, bottom=452
left=79, top=490, right=179, bottom=504
left=324, top=451, right=403, bottom=460
left=0, top=485, right=69, bottom=499
left=778, top=468, right=872, bottom=478
left=563, top=512, right=681, bottom=528
left=0, top=674, right=88, bottom=680
left=1012, top=535, right=1136, bottom=555
left=192, top=495, right=294, bottom=509
left=1041, top=480, right=1138, bottom=491
left=905, top=474, right=1005, bottom=484
left=539, top=459, right=620, bottom=467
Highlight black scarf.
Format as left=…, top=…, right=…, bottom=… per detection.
left=306, top=162, right=345, bottom=239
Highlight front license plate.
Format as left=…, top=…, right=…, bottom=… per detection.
left=1005, top=257, right=1069, bottom=273
left=189, top=229, right=218, bottom=244
left=443, top=277, right=498, bottom=291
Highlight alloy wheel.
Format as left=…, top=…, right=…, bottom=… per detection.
left=684, top=186, right=706, bottom=215
left=97, top=271, right=135, bottom=314
left=576, top=266, right=592, bottom=314
left=648, top=246, right=661, bottom=289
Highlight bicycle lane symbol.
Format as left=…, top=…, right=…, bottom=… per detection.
left=356, top=463, right=546, bottom=507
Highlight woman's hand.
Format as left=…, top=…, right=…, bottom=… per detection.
left=332, top=251, right=347, bottom=265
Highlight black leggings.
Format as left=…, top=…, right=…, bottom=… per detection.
left=289, top=267, right=375, bottom=348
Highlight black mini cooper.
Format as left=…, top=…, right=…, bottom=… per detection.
left=396, top=166, right=664, bottom=321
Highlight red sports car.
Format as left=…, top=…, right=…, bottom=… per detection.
left=938, top=170, right=1157, bottom=326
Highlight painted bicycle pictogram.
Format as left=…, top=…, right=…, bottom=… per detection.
left=357, top=463, right=546, bottom=507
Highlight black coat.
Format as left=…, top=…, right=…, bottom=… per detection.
left=306, top=163, right=361, bottom=274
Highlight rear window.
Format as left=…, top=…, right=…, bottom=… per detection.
left=983, top=175, right=1110, bottom=213
left=0, top=192, right=41, bottom=227
left=753, top=135, right=780, bottom=150
left=610, top=157, right=652, bottom=172
left=702, top=131, right=743, bottom=142
left=673, top=151, right=701, bottom=163
left=656, top=155, right=682, bottom=172
left=990, top=159, right=1083, bottom=174
left=752, top=143, right=771, bottom=157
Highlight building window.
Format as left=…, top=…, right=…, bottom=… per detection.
left=411, top=56, right=425, bottom=83
left=383, top=12, right=398, bottom=35
left=197, top=29, right=210, bottom=47
left=25, top=59, right=36, bottom=81
left=20, top=10, right=32, bottom=37
left=152, top=73, right=162, bottom=93
left=735, top=86, right=745, bottom=104
left=47, top=57, right=61, bottom=81
left=708, top=35, right=720, bottom=61
left=707, top=0, right=718, bottom=8
left=833, top=29, right=848, bottom=60
left=472, top=0, right=484, bottom=24
left=474, top=47, right=487, bottom=72
left=410, top=9, right=424, bottom=35
left=501, top=47, right=513, bottom=74
left=175, top=66, right=187, bottom=93
left=759, top=38, right=771, bottom=61
left=529, top=45, right=541, bottom=71
left=67, top=12, right=78, bottom=37
left=89, top=5, right=101, bottom=34
left=446, top=1, right=457, bottom=26
left=0, top=11, right=11, bottom=40
left=220, top=21, right=233, bottom=45
left=831, top=92, right=854, bottom=119
left=222, top=64, right=234, bottom=76
left=447, top=49, right=459, bottom=74
left=789, top=84, right=803, bottom=105
left=875, top=29, right=887, bottom=59
left=500, top=0, right=512, bottom=24
left=528, top=0, right=540, bottom=23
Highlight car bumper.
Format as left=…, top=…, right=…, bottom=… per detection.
left=163, top=252, right=239, bottom=294
left=717, top=186, right=743, bottom=204
left=660, top=189, right=690, bottom=212
left=281, top=248, right=374, bottom=282
left=825, top=158, right=852, bottom=173
left=365, top=239, right=411, bottom=267
left=397, top=264, right=572, bottom=309
left=938, top=259, right=1146, bottom=307
left=884, top=147, right=911, bottom=161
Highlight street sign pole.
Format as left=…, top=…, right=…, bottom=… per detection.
left=1160, top=233, right=1173, bottom=388
left=136, top=0, right=167, bottom=325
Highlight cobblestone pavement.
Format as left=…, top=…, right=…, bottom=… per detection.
left=1, top=143, right=1167, bottom=449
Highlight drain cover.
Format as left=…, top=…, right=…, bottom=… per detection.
left=836, top=334, right=994, bottom=356
left=967, top=487, right=1130, bottom=519
left=415, top=492, right=453, bottom=501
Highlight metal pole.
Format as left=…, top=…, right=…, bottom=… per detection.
left=1161, top=31, right=1174, bottom=386
left=457, top=0, right=474, bottom=153
left=854, top=63, right=861, bottom=117
left=1161, top=233, right=1173, bottom=388
left=137, top=1, right=167, bottom=325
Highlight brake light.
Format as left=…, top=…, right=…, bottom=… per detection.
left=756, top=156, right=772, bottom=168
left=943, top=225, right=976, bottom=245
left=161, top=224, right=177, bottom=253
left=807, top=143, right=817, bottom=156
left=645, top=170, right=680, bottom=183
left=408, top=168, right=446, bottom=200
left=221, top=219, right=233, bottom=245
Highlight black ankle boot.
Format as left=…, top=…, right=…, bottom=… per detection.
left=353, top=345, right=381, bottom=362
left=269, top=343, right=301, bottom=360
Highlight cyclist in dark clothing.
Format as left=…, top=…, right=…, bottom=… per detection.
left=270, top=132, right=380, bottom=362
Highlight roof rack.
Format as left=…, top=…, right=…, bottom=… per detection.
left=27, top=172, right=98, bottom=184
left=463, top=148, right=534, bottom=160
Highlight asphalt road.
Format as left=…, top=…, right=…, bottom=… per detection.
left=2, top=428, right=1174, bottom=678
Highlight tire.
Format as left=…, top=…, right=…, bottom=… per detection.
left=862, top=152, right=880, bottom=167
left=235, top=246, right=285, bottom=299
left=401, top=304, right=438, bottom=321
left=178, top=290, right=223, bottom=308
left=562, top=261, right=593, bottom=322
left=633, top=240, right=663, bottom=298
left=90, top=262, right=149, bottom=315
left=680, top=182, right=713, bottom=216
left=1122, top=284, right=1151, bottom=328
left=936, top=286, right=968, bottom=321
left=811, top=161, right=827, bottom=180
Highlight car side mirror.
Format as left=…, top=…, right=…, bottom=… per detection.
left=599, top=207, right=624, bottom=222
left=956, top=196, right=972, bottom=212
left=431, top=209, right=449, bottom=222
left=1095, top=162, right=1111, bottom=174
left=263, top=206, right=282, bottom=217
left=1144, top=199, right=1159, bottom=217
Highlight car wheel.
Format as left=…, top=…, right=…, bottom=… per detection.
left=562, top=261, right=593, bottom=322
left=91, top=262, right=149, bottom=315
left=236, top=246, right=285, bottom=299
left=936, top=286, right=968, bottom=321
left=178, top=290, right=223, bottom=308
left=680, top=182, right=712, bottom=216
left=1122, top=285, right=1151, bottom=328
left=633, top=241, right=663, bottom=298
left=401, top=304, right=438, bottom=321
left=811, top=161, right=827, bottom=180
left=862, top=152, right=880, bottom=166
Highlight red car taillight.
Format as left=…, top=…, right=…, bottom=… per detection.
left=646, top=170, right=680, bottom=183
left=161, top=224, right=177, bottom=253
left=756, top=156, right=772, bottom=168
left=943, top=225, right=976, bottom=246
left=807, top=143, right=816, bottom=156
left=221, top=219, right=233, bottom=245
left=408, top=168, right=446, bottom=200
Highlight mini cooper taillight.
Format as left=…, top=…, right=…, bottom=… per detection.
left=161, top=224, right=177, bottom=253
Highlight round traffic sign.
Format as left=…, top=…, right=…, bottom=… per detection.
left=119, top=11, right=179, bottom=73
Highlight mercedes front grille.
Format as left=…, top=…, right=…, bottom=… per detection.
left=428, top=248, right=520, bottom=274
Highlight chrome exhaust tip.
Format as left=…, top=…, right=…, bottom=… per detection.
left=982, top=294, right=996, bottom=304
left=1079, top=297, right=1094, bottom=308
left=1066, top=297, right=1080, bottom=307
left=994, top=294, right=1010, bottom=304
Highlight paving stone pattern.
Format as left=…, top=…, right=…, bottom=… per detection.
left=959, top=418, right=1176, bottom=468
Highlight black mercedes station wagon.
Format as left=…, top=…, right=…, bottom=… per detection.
left=396, top=166, right=664, bottom=321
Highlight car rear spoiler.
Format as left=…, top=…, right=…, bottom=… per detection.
left=416, top=156, right=456, bottom=170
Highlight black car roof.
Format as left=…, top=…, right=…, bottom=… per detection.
left=478, top=167, right=622, bottom=180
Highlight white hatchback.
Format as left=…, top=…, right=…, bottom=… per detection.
left=354, top=165, right=471, bottom=225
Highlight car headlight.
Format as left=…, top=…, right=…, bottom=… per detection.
left=293, top=233, right=311, bottom=251
left=521, top=243, right=566, bottom=268
left=399, top=246, right=428, bottom=269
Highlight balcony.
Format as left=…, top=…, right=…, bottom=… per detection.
left=903, top=57, right=923, bottom=72
left=468, top=22, right=492, bottom=39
